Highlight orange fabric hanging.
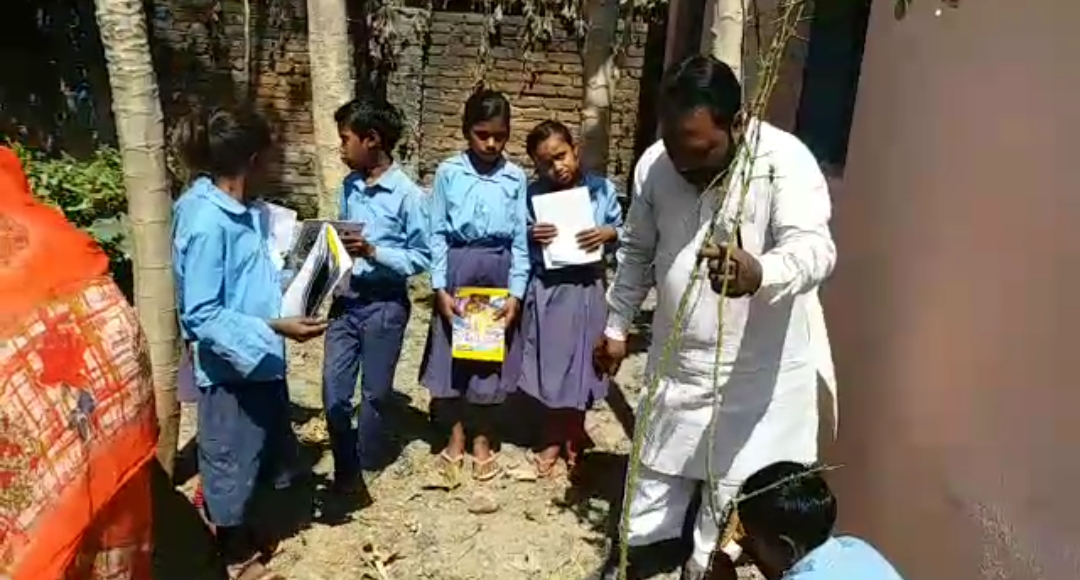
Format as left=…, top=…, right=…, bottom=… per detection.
left=0, top=146, right=157, bottom=580
left=0, top=146, right=109, bottom=322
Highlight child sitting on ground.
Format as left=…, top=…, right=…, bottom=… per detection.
left=706, top=461, right=906, bottom=580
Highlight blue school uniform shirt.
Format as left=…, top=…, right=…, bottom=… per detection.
left=526, top=172, right=624, bottom=273
left=172, top=177, right=286, bottom=388
left=429, top=152, right=530, bottom=298
left=339, top=165, right=431, bottom=292
left=787, top=536, right=906, bottom=580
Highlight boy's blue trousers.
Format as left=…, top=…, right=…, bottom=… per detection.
left=321, top=290, right=409, bottom=479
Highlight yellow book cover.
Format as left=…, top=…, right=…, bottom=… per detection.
left=451, top=287, right=509, bottom=362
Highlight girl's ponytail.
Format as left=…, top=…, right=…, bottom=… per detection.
left=169, top=105, right=271, bottom=179
left=172, top=105, right=212, bottom=174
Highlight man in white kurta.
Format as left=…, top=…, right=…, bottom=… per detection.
left=592, top=54, right=836, bottom=579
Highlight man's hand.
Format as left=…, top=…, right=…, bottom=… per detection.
left=530, top=223, right=559, bottom=245
left=269, top=317, right=329, bottom=343
left=576, top=226, right=617, bottom=253
left=493, top=296, right=522, bottom=327
left=434, top=289, right=460, bottom=322
left=593, top=336, right=627, bottom=378
left=341, top=231, right=375, bottom=259
left=699, top=242, right=762, bottom=297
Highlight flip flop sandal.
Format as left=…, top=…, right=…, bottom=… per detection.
left=436, top=450, right=466, bottom=473
left=228, top=559, right=283, bottom=580
left=471, top=453, right=503, bottom=482
left=532, top=453, right=564, bottom=480
left=509, top=452, right=558, bottom=481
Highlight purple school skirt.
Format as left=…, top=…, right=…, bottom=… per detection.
left=419, top=246, right=524, bottom=405
left=518, top=265, right=608, bottom=410
left=178, top=344, right=200, bottom=404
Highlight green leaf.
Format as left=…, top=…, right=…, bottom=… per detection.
left=10, top=142, right=130, bottom=267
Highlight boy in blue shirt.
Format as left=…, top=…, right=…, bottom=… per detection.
left=322, top=98, right=430, bottom=492
left=704, top=461, right=907, bottom=580
left=173, top=106, right=327, bottom=580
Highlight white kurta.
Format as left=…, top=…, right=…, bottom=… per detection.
left=606, top=120, right=837, bottom=484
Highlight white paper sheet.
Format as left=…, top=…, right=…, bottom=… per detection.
left=257, top=201, right=299, bottom=271
left=530, top=186, right=601, bottom=269
left=281, top=223, right=353, bottom=317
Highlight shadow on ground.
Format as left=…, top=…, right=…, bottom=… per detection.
left=152, top=462, right=226, bottom=580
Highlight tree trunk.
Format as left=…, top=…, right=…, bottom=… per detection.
left=307, top=0, right=355, bottom=217
left=94, top=0, right=180, bottom=476
left=580, top=0, right=619, bottom=174
left=705, top=0, right=745, bottom=81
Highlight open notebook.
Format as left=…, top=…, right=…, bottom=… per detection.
left=281, top=222, right=354, bottom=317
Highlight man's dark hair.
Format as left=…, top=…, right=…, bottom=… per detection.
left=659, top=54, right=742, bottom=130
left=334, top=98, right=405, bottom=151
left=737, top=461, right=836, bottom=552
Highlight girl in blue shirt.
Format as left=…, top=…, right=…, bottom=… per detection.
left=420, top=89, right=529, bottom=482
left=172, top=106, right=327, bottom=580
left=520, top=120, right=623, bottom=479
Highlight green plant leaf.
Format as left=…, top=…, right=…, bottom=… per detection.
left=9, top=142, right=130, bottom=268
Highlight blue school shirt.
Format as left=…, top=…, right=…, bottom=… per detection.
left=429, top=153, right=530, bottom=298
left=526, top=173, right=624, bottom=273
left=339, top=165, right=431, bottom=292
left=787, top=536, right=906, bottom=580
left=172, top=177, right=286, bottom=388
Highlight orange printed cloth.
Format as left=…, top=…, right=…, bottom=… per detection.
left=0, top=146, right=158, bottom=580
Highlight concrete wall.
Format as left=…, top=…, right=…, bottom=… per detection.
left=826, top=1, right=1080, bottom=578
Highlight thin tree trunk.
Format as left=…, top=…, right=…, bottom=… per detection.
left=94, top=0, right=180, bottom=476
left=580, top=0, right=619, bottom=174
left=706, top=0, right=745, bottom=80
left=307, top=0, right=355, bottom=217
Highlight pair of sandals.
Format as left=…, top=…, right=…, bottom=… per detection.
left=438, top=449, right=502, bottom=482
left=504, top=452, right=571, bottom=482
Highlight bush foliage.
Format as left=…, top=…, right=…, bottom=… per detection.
left=9, top=143, right=133, bottom=294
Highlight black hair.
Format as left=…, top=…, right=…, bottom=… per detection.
left=659, top=54, right=742, bottom=129
left=462, top=88, right=512, bottom=134
left=525, top=120, right=574, bottom=158
left=334, top=98, right=405, bottom=151
left=737, top=461, right=836, bottom=553
left=173, top=105, right=272, bottom=178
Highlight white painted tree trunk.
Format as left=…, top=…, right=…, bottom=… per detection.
left=307, top=0, right=355, bottom=217
left=580, top=0, right=619, bottom=174
left=94, top=0, right=180, bottom=475
left=705, top=0, right=746, bottom=81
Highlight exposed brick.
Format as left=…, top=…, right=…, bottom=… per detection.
left=153, top=3, right=651, bottom=207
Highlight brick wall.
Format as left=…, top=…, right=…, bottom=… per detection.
left=418, top=12, right=649, bottom=186
left=150, top=2, right=655, bottom=214
left=150, top=0, right=319, bottom=214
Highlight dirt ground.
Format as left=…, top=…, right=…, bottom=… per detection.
left=175, top=283, right=758, bottom=580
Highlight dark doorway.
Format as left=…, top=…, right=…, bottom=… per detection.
left=794, top=0, right=872, bottom=175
